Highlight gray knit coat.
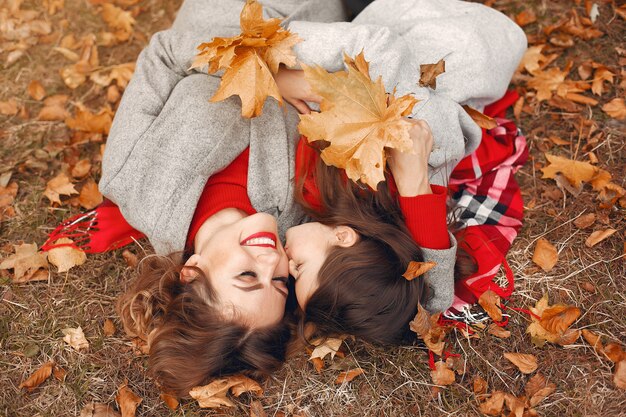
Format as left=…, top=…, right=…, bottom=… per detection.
left=99, top=0, right=526, bottom=312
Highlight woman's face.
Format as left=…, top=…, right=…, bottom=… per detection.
left=184, top=213, right=289, bottom=328
left=285, top=222, right=358, bottom=309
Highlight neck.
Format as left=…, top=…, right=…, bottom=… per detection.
left=194, top=208, right=247, bottom=253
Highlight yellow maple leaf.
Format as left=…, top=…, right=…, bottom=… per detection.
left=191, top=0, right=301, bottom=118
left=298, top=52, right=418, bottom=189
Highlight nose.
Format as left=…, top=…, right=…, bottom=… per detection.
left=253, top=249, right=283, bottom=281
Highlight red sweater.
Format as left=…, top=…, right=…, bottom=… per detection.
left=187, top=138, right=450, bottom=250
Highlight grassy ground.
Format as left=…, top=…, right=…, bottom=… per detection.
left=1, top=0, right=624, bottom=416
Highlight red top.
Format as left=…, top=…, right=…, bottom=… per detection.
left=187, top=138, right=450, bottom=250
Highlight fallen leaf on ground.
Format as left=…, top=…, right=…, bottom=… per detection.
left=101, top=3, right=135, bottom=42
left=541, top=153, right=611, bottom=192
left=47, top=238, right=87, bottom=273
left=103, top=319, right=116, bottom=336
left=614, top=360, right=626, bottom=390
left=574, top=213, right=596, bottom=229
left=527, top=65, right=570, bottom=101
left=0, top=243, right=49, bottom=283
left=160, top=392, right=179, bottom=411
left=27, top=80, right=46, bottom=101
left=79, top=179, right=103, bottom=210
left=473, top=375, right=488, bottom=395
left=189, top=375, right=262, bottom=408
left=403, top=261, right=436, bottom=281
left=478, top=290, right=503, bottom=322
left=526, top=294, right=581, bottom=347
left=310, top=336, right=346, bottom=361
left=430, top=360, right=455, bottom=386
left=65, top=106, right=113, bottom=134
left=503, top=352, right=538, bottom=374
left=335, top=368, right=364, bottom=384
left=191, top=0, right=301, bottom=117
left=299, top=52, right=418, bottom=189
left=603, top=343, right=626, bottom=363
left=532, top=238, right=558, bottom=272
left=419, top=59, right=445, bottom=89
left=462, top=105, right=497, bottom=129
left=487, top=324, right=511, bottom=338
left=479, top=391, right=505, bottom=416
left=71, top=159, right=92, bottom=178
left=19, top=361, right=54, bottom=392
left=44, top=172, right=78, bottom=205
left=249, top=400, right=266, bottom=417
left=53, top=365, right=67, bottom=382
left=79, top=402, right=121, bottom=417
left=62, top=326, right=89, bottom=351
left=409, top=304, right=447, bottom=355
left=585, top=229, right=616, bottom=247
left=122, top=250, right=138, bottom=268
left=602, top=98, right=626, bottom=120
left=116, top=382, right=142, bottom=417
left=0, top=99, right=19, bottom=116
left=89, top=62, right=135, bottom=88
left=515, top=9, right=537, bottom=27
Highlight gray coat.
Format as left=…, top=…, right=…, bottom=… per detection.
left=99, top=0, right=526, bottom=312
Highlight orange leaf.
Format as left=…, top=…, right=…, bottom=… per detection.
left=71, top=159, right=92, bottom=178
left=503, top=352, right=538, bottom=374
left=101, top=3, right=135, bottom=40
left=0, top=99, right=19, bottom=116
left=478, top=290, right=502, bottom=322
left=603, top=343, right=626, bottom=363
left=487, top=324, right=511, bottom=339
left=515, top=9, right=537, bottom=27
left=19, top=361, right=54, bottom=392
left=602, top=98, right=626, bottom=120
left=122, top=250, right=138, bottom=268
left=541, top=153, right=612, bottom=192
left=527, top=65, right=570, bottom=101
left=79, top=179, right=103, bottom=210
left=402, top=261, right=436, bottom=281
left=249, top=400, right=267, bottom=417
left=116, top=382, right=142, bottom=417
left=540, top=305, right=581, bottom=335
left=0, top=243, right=49, bottom=283
left=27, top=80, right=46, bottom=101
left=45, top=172, right=78, bottom=205
left=532, top=238, right=558, bottom=272
left=585, top=228, right=617, bottom=247
left=38, top=104, right=69, bottom=121
left=47, top=238, right=87, bottom=273
left=462, top=105, right=497, bottom=129
left=526, top=294, right=580, bottom=347
left=581, top=329, right=604, bottom=353
left=614, top=360, right=626, bottom=390
left=574, top=213, right=596, bottom=229
left=79, top=402, right=121, bottom=417
left=335, top=368, right=364, bottom=384
left=53, top=365, right=67, bottom=382
left=299, top=52, right=418, bottom=189
left=473, top=375, right=488, bottom=395
left=409, top=305, right=446, bottom=355
left=65, top=106, right=113, bottom=134
left=430, top=360, right=455, bottom=386
left=479, top=391, right=505, bottom=416
left=418, top=59, right=445, bottom=89
left=103, top=319, right=116, bottom=336
left=160, top=392, right=179, bottom=411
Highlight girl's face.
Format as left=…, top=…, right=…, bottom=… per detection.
left=285, top=222, right=358, bottom=309
left=184, top=213, right=290, bottom=328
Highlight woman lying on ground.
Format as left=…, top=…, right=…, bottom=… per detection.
left=44, top=0, right=527, bottom=397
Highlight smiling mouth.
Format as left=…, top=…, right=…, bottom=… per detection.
left=240, top=232, right=277, bottom=248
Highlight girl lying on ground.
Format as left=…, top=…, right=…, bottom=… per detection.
left=43, top=0, right=527, bottom=397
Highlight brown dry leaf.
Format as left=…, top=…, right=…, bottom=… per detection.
left=90, top=62, right=135, bottom=89
left=19, top=361, right=54, bottom=392
left=524, top=373, right=547, bottom=398
left=591, top=65, right=614, bottom=96
left=45, top=172, right=78, bottom=205
left=419, top=59, right=445, bottom=89
left=229, top=375, right=263, bottom=397
left=101, top=4, right=135, bottom=42
left=527, top=65, right=571, bottom=101
left=532, top=238, right=558, bottom=272
left=473, top=375, right=488, bottom=395
left=47, top=238, right=87, bottom=273
left=249, top=400, right=266, bottom=417
left=191, top=0, right=301, bottom=117
left=478, top=290, right=502, bottom=322
left=62, top=326, right=89, bottom=351
left=38, top=104, right=69, bottom=121
left=27, top=80, right=46, bottom=101
left=541, top=153, right=612, bottom=192
left=602, top=98, right=626, bottom=120
left=122, top=250, right=138, bottom=268
left=160, top=392, right=179, bottom=411
left=71, top=159, right=92, bottom=178
left=0, top=243, right=49, bottom=283
left=310, top=336, right=345, bottom=361
left=462, top=105, right=497, bottom=129
left=479, top=391, right=505, bottom=416
left=540, top=305, right=581, bottom=335
left=574, top=213, right=596, bottom=229
left=409, top=304, right=446, bottom=355
left=335, top=368, right=364, bottom=384
left=79, top=179, right=103, bottom=210
left=189, top=375, right=262, bottom=408
left=526, top=294, right=581, bottom=347
left=79, top=402, right=121, bottom=417
left=116, top=382, right=142, bottom=417
left=103, top=319, right=116, bottom=336
left=430, top=360, right=455, bottom=386
left=53, top=365, right=67, bottom=382
left=65, top=106, right=113, bottom=134
left=503, top=352, right=538, bottom=374
left=613, top=360, right=626, bottom=390
left=515, top=9, right=537, bottom=27
left=403, top=261, right=436, bottom=281
left=53, top=46, right=80, bottom=61
left=603, top=343, right=626, bottom=363
left=0, top=99, right=19, bottom=116
left=487, top=323, right=511, bottom=338
left=529, top=383, right=556, bottom=407
left=518, top=45, right=558, bottom=75
left=548, top=135, right=570, bottom=146
left=585, top=228, right=616, bottom=247
left=504, top=393, right=525, bottom=417
left=299, top=53, right=418, bottom=189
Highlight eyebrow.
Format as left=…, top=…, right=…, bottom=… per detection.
left=232, top=278, right=288, bottom=297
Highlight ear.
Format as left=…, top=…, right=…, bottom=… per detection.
left=180, top=254, right=202, bottom=283
left=333, top=226, right=359, bottom=248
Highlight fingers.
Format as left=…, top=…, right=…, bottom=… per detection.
left=291, top=99, right=311, bottom=115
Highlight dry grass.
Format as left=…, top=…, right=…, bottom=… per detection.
left=1, top=0, right=625, bottom=416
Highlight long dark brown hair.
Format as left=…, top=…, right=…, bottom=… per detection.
left=117, top=252, right=291, bottom=397
left=294, top=151, right=426, bottom=345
